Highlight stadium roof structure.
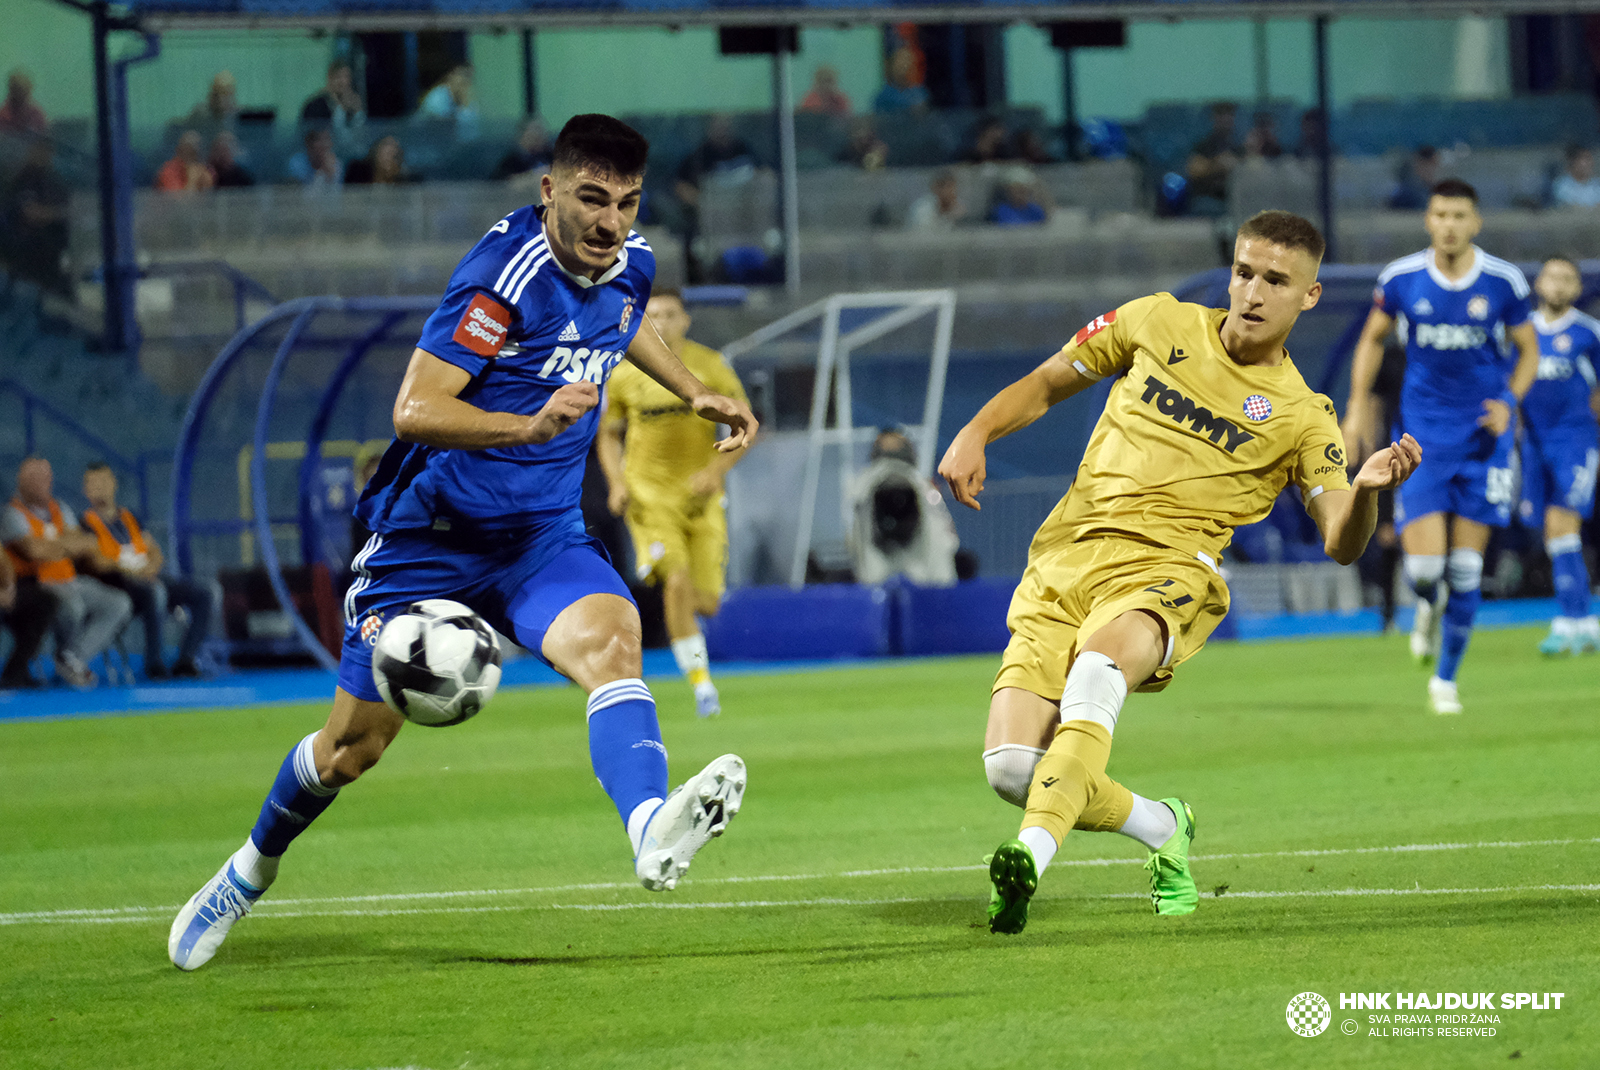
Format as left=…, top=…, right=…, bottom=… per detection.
left=116, top=0, right=1600, bottom=32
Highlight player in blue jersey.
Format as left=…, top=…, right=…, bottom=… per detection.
left=168, top=115, right=759, bottom=971
left=1344, top=179, right=1541, bottom=714
left=1520, top=256, right=1600, bottom=654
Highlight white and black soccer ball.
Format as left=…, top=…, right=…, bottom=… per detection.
left=371, top=600, right=502, bottom=727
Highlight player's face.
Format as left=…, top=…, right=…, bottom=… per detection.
left=540, top=163, right=643, bottom=280
left=1424, top=195, right=1480, bottom=255
left=645, top=295, right=690, bottom=345
left=83, top=468, right=116, bottom=507
left=1227, top=238, right=1323, bottom=344
left=1535, top=259, right=1582, bottom=311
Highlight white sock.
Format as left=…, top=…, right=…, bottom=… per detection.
left=1060, top=651, right=1128, bottom=734
left=230, top=838, right=278, bottom=893
left=1550, top=616, right=1576, bottom=637
left=670, top=634, right=709, bottom=678
left=1018, top=825, right=1059, bottom=874
left=1117, top=794, right=1178, bottom=851
left=627, top=797, right=665, bottom=856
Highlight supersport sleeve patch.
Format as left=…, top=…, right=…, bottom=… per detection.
left=453, top=293, right=513, bottom=357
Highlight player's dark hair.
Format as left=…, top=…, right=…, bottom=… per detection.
left=1429, top=178, right=1478, bottom=204
left=552, top=114, right=649, bottom=180
left=1543, top=253, right=1580, bottom=271
left=1237, top=210, right=1325, bottom=261
left=84, top=461, right=113, bottom=475
left=650, top=287, right=684, bottom=305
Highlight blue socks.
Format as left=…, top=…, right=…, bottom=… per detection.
left=1549, top=534, right=1591, bottom=620
left=1437, top=548, right=1484, bottom=683
left=586, top=678, right=669, bottom=836
left=248, top=732, right=340, bottom=858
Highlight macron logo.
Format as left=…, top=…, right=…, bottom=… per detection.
left=559, top=321, right=581, bottom=343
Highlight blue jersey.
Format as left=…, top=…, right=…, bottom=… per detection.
left=358, top=204, right=655, bottom=534
left=1375, top=247, right=1532, bottom=455
left=1523, top=308, right=1600, bottom=435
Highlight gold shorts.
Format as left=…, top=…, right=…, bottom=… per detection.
left=994, top=536, right=1230, bottom=698
left=626, top=494, right=728, bottom=598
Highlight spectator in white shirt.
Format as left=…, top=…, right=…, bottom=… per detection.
left=1552, top=146, right=1600, bottom=208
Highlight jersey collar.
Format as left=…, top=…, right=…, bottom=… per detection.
left=1534, top=307, right=1577, bottom=334
left=1426, top=246, right=1483, bottom=292
left=538, top=211, right=629, bottom=290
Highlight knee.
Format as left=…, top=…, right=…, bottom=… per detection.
left=319, top=727, right=391, bottom=786
left=565, top=612, right=643, bottom=684
left=694, top=590, right=721, bottom=617
left=1447, top=547, right=1483, bottom=592
left=983, top=744, right=1045, bottom=808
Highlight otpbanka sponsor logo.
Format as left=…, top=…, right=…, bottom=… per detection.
left=1286, top=991, right=1566, bottom=1039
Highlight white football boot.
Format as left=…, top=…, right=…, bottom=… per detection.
left=169, top=860, right=263, bottom=970
left=635, top=753, right=746, bottom=891
left=1427, top=675, right=1463, bottom=716
left=694, top=681, right=722, bottom=718
left=1410, top=593, right=1444, bottom=666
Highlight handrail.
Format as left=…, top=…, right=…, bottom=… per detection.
left=0, top=376, right=152, bottom=518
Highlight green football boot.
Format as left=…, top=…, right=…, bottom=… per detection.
left=986, top=839, right=1039, bottom=935
left=1538, top=628, right=1575, bottom=657
left=1143, top=798, right=1198, bottom=916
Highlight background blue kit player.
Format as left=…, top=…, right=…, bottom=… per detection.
left=1521, top=257, right=1600, bottom=654
left=168, top=114, right=759, bottom=972
left=1343, top=178, right=1541, bottom=714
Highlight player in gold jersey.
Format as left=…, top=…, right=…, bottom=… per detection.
left=938, top=211, right=1422, bottom=934
left=599, top=289, right=749, bottom=716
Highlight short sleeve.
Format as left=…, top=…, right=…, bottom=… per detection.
left=1062, top=294, right=1162, bottom=380
left=1372, top=273, right=1402, bottom=316
left=1291, top=395, right=1353, bottom=504
left=1503, top=283, right=1533, bottom=330
left=416, top=286, right=517, bottom=378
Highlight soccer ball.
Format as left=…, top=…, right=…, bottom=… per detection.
left=371, top=600, right=502, bottom=727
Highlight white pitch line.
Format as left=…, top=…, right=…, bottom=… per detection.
left=5, top=836, right=1596, bottom=928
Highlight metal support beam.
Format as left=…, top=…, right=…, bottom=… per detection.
left=1314, top=14, right=1335, bottom=262
left=773, top=45, right=801, bottom=297
left=92, top=8, right=159, bottom=356
left=521, top=28, right=537, bottom=116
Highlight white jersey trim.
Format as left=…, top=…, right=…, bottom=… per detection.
left=1425, top=247, right=1483, bottom=292
left=1534, top=308, right=1577, bottom=334
left=1377, top=251, right=1429, bottom=286
left=1479, top=252, right=1531, bottom=298
left=494, top=236, right=546, bottom=297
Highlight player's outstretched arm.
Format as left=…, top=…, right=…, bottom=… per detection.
left=1481, top=321, right=1542, bottom=434
left=938, top=350, right=1096, bottom=510
left=1341, top=306, right=1396, bottom=461
left=393, top=347, right=598, bottom=448
left=595, top=398, right=629, bottom=516
left=626, top=315, right=758, bottom=452
left=1308, top=434, right=1422, bottom=565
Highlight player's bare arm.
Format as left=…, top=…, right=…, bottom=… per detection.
left=1342, top=306, right=1396, bottom=459
left=1309, top=434, right=1423, bottom=565
left=595, top=399, right=630, bottom=516
left=939, top=351, right=1096, bottom=510
left=625, top=314, right=758, bottom=452
left=1480, top=321, right=1541, bottom=434
left=393, top=347, right=597, bottom=448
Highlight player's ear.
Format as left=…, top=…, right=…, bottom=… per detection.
left=539, top=169, right=556, bottom=208
left=1300, top=277, right=1323, bottom=312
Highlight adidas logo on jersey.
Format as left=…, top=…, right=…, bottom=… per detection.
left=1139, top=374, right=1256, bottom=454
left=559, top=321, right=581, bottom=342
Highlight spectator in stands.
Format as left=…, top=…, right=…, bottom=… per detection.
left=491, top=117, right=553, bottom=183
left=1013, top=128, right=1056, bottom=165
left=874, top=47, right=929, bottom=114
left=207, top=131, right=254, bottom=188
left=300, top=60, right=364, bottom=133
left=2, top=457, right=131, bottom=689
left=800, top=65, right=852, bottom=116
left=1293, top=107, right=1328, bottom=159
left=1244, top=110, right=1284, bottom=159
left=288, top=127, right=343, bottom=188
left=183, top=71, right=238, bottom=129
left=345, top=135, right=415, bottom=185
left=908, top=168, right=966, bottom=230
left=836, top=117, right=888, bottom=170
left=419, top=64, right=478, bottom=139
left=0, top=529, right=57, bottom=690
left=81, top=463, right=212, bottom=679
left=0, top=68, right=48, bottom=135
left=989, top=166, right=1050, bottom=226
left=1552, top=145, right=1600, bottom=208
left=154, top=130, right=216, bottom=193
left=964, top=117, right=1014, bottom=165
left=1185, top=102, right=1239, bottom=216
left=1, top=134, right=72, bottom=298
left=1388, top=145, right=1440, bottom=210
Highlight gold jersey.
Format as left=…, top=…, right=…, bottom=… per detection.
left=1041, top=292, right=1350, bottom=564
left=603, top=339, right=749, bottom=504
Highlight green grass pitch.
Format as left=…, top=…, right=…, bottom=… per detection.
left=3, top=627, right=1597, bottom=1069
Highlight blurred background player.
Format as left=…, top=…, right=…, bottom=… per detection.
left=1343, top=179, right=1539, bottom=715
left=940, top=211, right=1421, bottom=934
left=599, top=288, right=748, bottom=717
left=1521, top=256, right=1600, bottom=654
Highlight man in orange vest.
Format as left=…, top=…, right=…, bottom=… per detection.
left=2, top=456, right=131, bottom=688
left=1, top=535, right=60, bottom=690
left=82, top=462, right=213, bottom=678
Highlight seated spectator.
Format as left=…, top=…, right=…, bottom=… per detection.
left=491, top=117, right=553, bottom=182
left=1244, top=110, right=1283, bottom=159
left=288, top=128, right=343, bottom=188
left=345, top=135, right=415, bottom=185
left=874, top=47, right=929, bottom=114
left=1389, top=145, right=1440, bottom=210
left=418, top=64, right=478, bottom=139
left=1293, top=107, right=1328, bottom=159
left=300, top=60, right=364, bottom=134
left=207, top=131, right=254, bottom=188
left=907, top=168, right=966, bottom=229
left=183, top=71, right=238, bottom=130
left=2, top=457, right=131, bottom=688
left=1551, top=145, right=1600, bottom=208
left=1185, top=102, right=1239, bottom=216
left=80, top=463, right=212, bottom=679
left=0, top=531, right=58, bottom=691
left=154, top=130, right=215, bottom=193
left=0, top=68, right=48, bottom=135
left=1013, top=128, right=1056, bottom=165
left=989, top=166, right=1049, bottom=226
left=1, top=134, right=72, bottom=298
left=799, top=65, right=852, bottom=116
left=964, top=117, right=1014, bottom=165
left=836, top=117, right=888, bottom=170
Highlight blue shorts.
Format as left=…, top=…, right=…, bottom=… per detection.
left=338, top=514, right=632, bottom=702
left=1395, top=426, right=1517, bottom=530
left=1519, top=426, right=1599, bottom=523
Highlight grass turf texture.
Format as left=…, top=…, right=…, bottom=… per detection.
left=3, top=627, right=1596, bottom=1069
